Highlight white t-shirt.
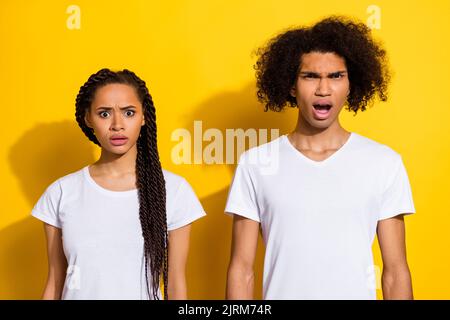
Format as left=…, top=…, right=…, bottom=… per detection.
left=225, top=132, right=415, bottom=300
left=32, top=166, right=206, bottom=300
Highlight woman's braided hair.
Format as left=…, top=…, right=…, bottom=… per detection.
left=75, top=68, right=168, bottom=300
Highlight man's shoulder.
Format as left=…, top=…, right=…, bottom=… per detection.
left=352, top=132, right=401, bottom=161
left=237, top=135, right=284, bottom=165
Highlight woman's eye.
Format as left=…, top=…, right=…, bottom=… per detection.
left=125, top=110, right=135, bottom=117
left=99, top=111, right=109, bottom=118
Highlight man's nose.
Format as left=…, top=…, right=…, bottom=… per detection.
left=315, top=78, right=331, bottom=96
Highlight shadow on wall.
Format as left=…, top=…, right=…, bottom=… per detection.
left=1, top=120, right=95, bottom=299
left=184, top=83, right=297, bottom=299
left=1, top=84, right=298, bottom=299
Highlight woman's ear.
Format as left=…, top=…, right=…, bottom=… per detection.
left=84, top=112, right=92, bottom=128
left=141, top=116, right=145, bottom=126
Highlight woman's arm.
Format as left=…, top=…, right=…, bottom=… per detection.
left=377, top=214, right=413, bottom=299
left=42, top=223, right=67, bottom=300
left=167, top=224, right=192, bottom=299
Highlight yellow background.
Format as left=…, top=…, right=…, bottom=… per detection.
left=1, top=0, right=449, bottom=299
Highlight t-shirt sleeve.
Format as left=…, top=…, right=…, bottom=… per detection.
left=224, top=156, right=260, bottom=222
left=31, top=180, right=63, bottom=228
left=378, top=155, right=416, bottom=221
left=167, top=178, right=206, bottom=231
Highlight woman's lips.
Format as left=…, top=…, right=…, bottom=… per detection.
left=110, top=137, right=128, bottom=146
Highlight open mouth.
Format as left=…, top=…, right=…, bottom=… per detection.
left=313, top=104, right=332, bottom=111
left=312, top=103, right=332, bottom=119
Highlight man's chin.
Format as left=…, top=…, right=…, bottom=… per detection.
left=305, top=116, right=337, bottom=130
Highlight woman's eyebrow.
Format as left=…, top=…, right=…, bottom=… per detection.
left=119, top=105, right=137, bottom=110
left=95, top=105, right=137, bottom=110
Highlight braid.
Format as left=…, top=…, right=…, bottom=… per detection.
left=131, top=72, right=168, bottom=300
left=75, top=68, right=168, bottom=300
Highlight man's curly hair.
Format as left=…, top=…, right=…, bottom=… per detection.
left=255, top=15, right=390, bottom=114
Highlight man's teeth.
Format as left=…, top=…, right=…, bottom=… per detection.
left=313, top=104, right=332, bottom=110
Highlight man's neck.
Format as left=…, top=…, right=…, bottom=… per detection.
left=290, top=119, right=350, bottom=152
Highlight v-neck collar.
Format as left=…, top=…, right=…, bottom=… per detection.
left=283, top=132, right=354, bottom=166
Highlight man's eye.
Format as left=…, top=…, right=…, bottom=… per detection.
left=330, top=73, right=343, bottom=79
left=125, top=110, right=135, bottom=117
left=99, top=111, right=109, bottom=118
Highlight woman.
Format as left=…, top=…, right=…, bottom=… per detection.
left=31, top=68, right=205, bottom=299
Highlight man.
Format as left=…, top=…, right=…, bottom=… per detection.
left=225, top=16, right=415, bottom=299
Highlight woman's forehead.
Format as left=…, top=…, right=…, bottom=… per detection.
left=92, top=84, right=142, bottom=107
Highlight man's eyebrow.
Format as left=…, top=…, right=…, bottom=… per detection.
left=328, top=71, right=347, bottom=76
left=299, top=71, right=319, bottom=76
left=299, top=70, right=348, bottom=76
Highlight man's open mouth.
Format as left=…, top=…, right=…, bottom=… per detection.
left=313, top=104, right=332, bottom=111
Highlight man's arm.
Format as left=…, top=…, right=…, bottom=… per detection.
left=377, top=214, right=413, bottom=299
left=226, top=214, right=260, bottom=299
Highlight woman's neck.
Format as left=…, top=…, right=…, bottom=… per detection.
left=93, top=144, right=138, bottom=176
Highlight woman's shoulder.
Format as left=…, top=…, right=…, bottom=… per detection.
left=162, top=168, right=188, bottom=187
left=162, top=168, right=205, bottom=228
left=45, top=166, right=87, bottom=192
left=161, top=168, right=198, bottom=197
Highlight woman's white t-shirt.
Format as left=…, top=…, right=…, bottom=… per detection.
left=32, top=166, right=206, bottom=300
left=225, top=132, right=416, bottom=299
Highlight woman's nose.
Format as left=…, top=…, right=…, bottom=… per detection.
left=110, top=114, right=124, bottom=131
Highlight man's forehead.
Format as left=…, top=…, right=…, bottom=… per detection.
left=299, top=52, right=347, bottom=72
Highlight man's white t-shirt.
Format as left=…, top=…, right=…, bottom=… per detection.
left=225, top=132, right=415, bottom=300
left=32, top=166, right=206, bottom=300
